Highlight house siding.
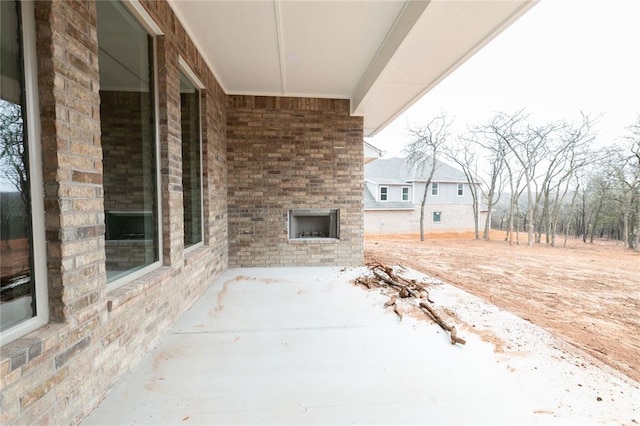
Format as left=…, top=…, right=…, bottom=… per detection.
left=365, top=204, right=487, bottom=234
left=227, top=96, right=364, bottom=267
left=413, top=182, right=474, bottom=204
left=1, top=1, right=228, bottom=424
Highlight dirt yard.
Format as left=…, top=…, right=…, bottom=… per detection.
left=365, top=231, right=640, bottom=384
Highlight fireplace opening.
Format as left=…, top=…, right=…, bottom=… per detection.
left=105, top=210, right=153, bottom=240
left=289, top=209, right=339, bottom=239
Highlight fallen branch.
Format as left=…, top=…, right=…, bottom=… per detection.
left=370, top=265, right=420, bottom=298
left=419, top=302, right=466, bottom=345
left=356, top=261, right=466, bottom=346
left=384, top=296, right=403, bottom=321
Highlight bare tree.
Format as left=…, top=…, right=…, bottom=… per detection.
left=539, top=113, right=596, bottom=246
left=501, top=114, right=562, bottom=246
left=444, top=138, right=482, bottom=239
left=0, top=100, right=28, bottom=202
left=481, top=111, right=542, bottom=246
left=612, top=117, right=640, bottom=250
left=466, top=118, right=509, bottom=240
left=404, top=115, right=451, bottom=241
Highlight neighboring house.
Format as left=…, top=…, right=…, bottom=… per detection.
left=0, top=0, right=534, bottom=423
left=364, top=157, right=487, bottom=234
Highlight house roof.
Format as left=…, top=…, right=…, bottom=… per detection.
left=166, top=0, right=537, bottom=137
left=365, top=157, right=468, bottom=184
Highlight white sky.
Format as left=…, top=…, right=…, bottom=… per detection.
left=368, top=0, right=640, bottom=158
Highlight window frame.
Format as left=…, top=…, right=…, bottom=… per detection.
left=379, top=186, right=388, bottom=202
left=401, top=186, right=410, bottom=202
left=433, top=211, right=442, bottom=223
left=102, top=0, right=164, bottom=291
left=179, top=57, right=205, bottom=254
left=457, top=183, right=464, bottom=196
left=431, top=182, right=439, bottom=196
left=1, top=0, right=49, bottom=345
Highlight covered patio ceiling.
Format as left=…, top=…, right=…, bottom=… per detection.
left=167, top=0, right=537, bottom=137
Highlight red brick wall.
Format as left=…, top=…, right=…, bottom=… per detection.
left=227, top=96, right=364, bottom=266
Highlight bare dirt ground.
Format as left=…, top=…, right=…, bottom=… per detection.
left=365, top=231, right=640, bottom=384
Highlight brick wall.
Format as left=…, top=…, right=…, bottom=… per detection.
left=0, top=0, right=228, bottom=424
left=227, top=96, right=364, bottom=267
left=101, top=91, right=155, bottom=213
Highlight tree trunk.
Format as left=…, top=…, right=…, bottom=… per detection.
left=633, top=194, right=640, bottom=251
left=419, top=182, right=429, bottom=241
left=483, top=190, right=493, bottom=240
left=589, top=197, right=604, bottom=244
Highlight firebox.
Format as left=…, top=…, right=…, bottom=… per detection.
left=289, top=209, right=339, bottom=239
left=105, top=210, right=153, bottom=240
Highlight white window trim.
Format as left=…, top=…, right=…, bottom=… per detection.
left=457, top=183, right=464, bottom=196
left=431, top=182, right=439, bottom=196
left=179, top=58, right=204, bottom=254
left=1, top=0, right=49, bottom=345
left=179, top=57, right=204, bottom=89
left=379, top=186, right=388, bottom=202
left=107, top=1, right=163, bottom=291
left=401, top=186, right=410, bottom=202
left=122, top=0, right=163, bottom=35
left=433, top=211, right=442, bottom=223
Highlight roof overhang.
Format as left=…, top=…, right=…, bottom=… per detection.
left=167, top=0, right=537, bottom=137
left=364, top=141, right=384, bottom=164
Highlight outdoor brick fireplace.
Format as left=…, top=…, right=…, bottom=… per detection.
left=289, top=209, right=339, bottom=239
left=226, top=96, right=364, bottom=267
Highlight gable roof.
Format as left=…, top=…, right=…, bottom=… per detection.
left=365, top=157, right=468, bottom=184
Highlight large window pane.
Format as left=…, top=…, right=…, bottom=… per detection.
left=180, top=72, right=202, bottom=248
left=97, top=1, right=159, bottom=283
left=0, top=0, right=35, bottom=331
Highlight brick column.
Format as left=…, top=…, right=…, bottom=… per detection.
left=156, top=36, right=184, bottom=267
left=36, top=0, right=106, bottom=325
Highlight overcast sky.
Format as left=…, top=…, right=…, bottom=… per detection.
left=368, top=0, right=640, bottom=158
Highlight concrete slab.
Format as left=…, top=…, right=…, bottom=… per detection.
left=83, top=267, right=639, bottom=425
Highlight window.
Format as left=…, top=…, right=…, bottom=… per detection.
left=379, top=186, right=388, bottom=201
left=98, top=0, right=160, bottom=285
left=431, top=182, right=439, bottom=196
left=180, top=68, right=203, bottom=249
left=433, top=211, right=441, bottom=223
left=1, top=0, right=48, bottom=340
left=457, top=183, right=464, bottom=196
left=402, top=186, right=410, bottom=202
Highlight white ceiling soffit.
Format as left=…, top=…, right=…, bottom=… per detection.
left=167, top=0, right=537, bottom=137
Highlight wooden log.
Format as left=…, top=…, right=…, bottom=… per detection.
left=419, top=302, right=466, bottom=345
left=372, top=270, right=419, bottom=298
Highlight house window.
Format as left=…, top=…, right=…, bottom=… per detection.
left=379, top=186, right=388, bottom=201
left=1, top=0, right=48, bottom=340
left=431, top=182, right=439, bottom=196
left=98, top=0, right=160, bottom=285
left=433, top=211, right=442, bottom=223
left=180, top=68, right=203, bottom=249
left=402, top=186, right=410, bottom=201
left=457, top=183, right=464, bottom=196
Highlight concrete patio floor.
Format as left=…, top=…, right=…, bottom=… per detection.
left=83, top=266, right=639, bottom=425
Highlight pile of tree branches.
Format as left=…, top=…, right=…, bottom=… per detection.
left=355, top=262, right=466, bottom=345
